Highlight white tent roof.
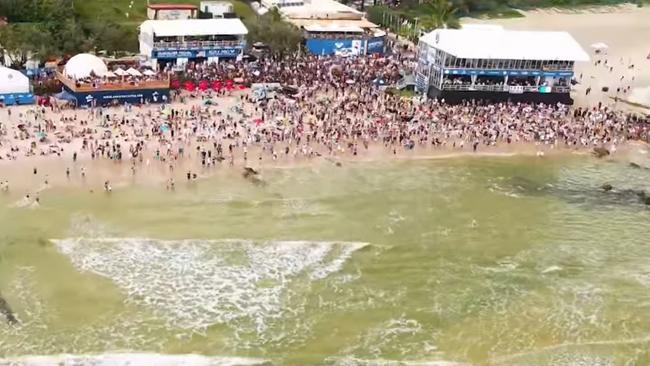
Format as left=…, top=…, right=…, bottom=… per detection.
left=140, top=18, right=248, bottom=37
left=64, top=53, right=108, bottom=79
left=143, top=69, right=156, bottom=76
left=126, top=67, right=142, bottom=77
left=420, top=27, right=590, bottom=62
left=0, top=67, right=30, bottom=94
left=114, top=68, right=128, bottom=76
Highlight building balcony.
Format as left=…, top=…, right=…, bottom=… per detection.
left=153, top=40, right=244, bottom=50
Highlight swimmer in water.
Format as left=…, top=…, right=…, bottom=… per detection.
left=104, top=180, right=112, bottom=192
left=471, top=219, right=478, bottom=228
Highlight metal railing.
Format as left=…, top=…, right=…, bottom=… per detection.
left=440, top=83, right=571, bottom=93
left=154, top=40, right=243, bottom=49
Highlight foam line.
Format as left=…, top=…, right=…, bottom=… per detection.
left=0, top=353, right=271, bottom=366
left=489, top=335, right=650, bottom=364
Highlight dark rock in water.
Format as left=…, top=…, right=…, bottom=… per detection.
left=592, top=147, right=610, bottom=158
left=601, top=184, right=613, bottom=192
left=0, top=294, right=18, bottom=325
left=630, top=162, right=642, bottom=169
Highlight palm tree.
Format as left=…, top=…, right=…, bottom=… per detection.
left=429, top=0, right=459, bottom=29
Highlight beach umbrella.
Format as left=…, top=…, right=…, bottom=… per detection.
left=171, top=79, right=181, bottom=89
left=184, top=81, right=195, bottom=91
left=590, top=42, right=609, bottom=50
left=198, top=80, right=209, bottom=91
left=143, top=69, right=156, bottom=76
left=102, top=71, right=117, bottom=78
left=212, top=80, right=222, bottom=90
left=126, top=67, right=142, bottom=77
left=114, top=68, right=128, bottom=76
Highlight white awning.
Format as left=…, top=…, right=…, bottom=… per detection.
left=143, top=69, right=156, bottom=76
left=140, top=18, right=248, bottom=37
left=114, top=68, right=128, bottom=76
left=420, top=27, right=590, bottom=62
left=102, top=71, right=117, bottom=78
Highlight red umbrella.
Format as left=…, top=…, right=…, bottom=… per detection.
left=198, top=80, right=209, bottom=91
left=212, top=80, right=222, bottom=91
left=253, top=118, right=263, bottom=125
left=184, top=81, right=195, bottom=91
left=238, top=84, right=247, bottom=90
left=171, top=79, right=181, bottom=89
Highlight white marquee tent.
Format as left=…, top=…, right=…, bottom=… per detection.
left=0, top=66, right=30, bottom=94
left=64, top=53, right=108, bottom=79
left=420, top=26, right=590, bottom=62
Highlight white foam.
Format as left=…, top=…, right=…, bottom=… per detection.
left=0, top=353, right=270, bottom=366
left=326, top=357, right=470, bottom=366
left=541, top=265, right=562, bottom=274
left=51, top=238, right=368, bottom=333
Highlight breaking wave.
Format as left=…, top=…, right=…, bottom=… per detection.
left=0, top=353, right=271, bottom=366
left=51, top=238, right=368, bottom=334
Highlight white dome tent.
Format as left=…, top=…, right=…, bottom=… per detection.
left=0, top=66, right=30, bottom=94
left=64, top=53, right=108, bottom=79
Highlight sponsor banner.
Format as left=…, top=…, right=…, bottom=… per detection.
left=366, top=37, right=385, bottom=54
left=507, top=85, right=524, bottom=94
left=306, top=39, right=363, bottom=56
left=152, top=47, right=243, bottom=59
left=0, top=93, right=35, bottom=105
left=442, top=68, right=573, bottom=78
left=65, top=87, right=170, bottom=107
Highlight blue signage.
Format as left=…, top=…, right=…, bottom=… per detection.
left=0, top=93, right=35, bottom=105
left=64, top=86, right=170, bottom=107
left=366, top=37, right=385, bottom=54
left=443, top=68, right=573, bottom=78
left=307, top=39, right=354, bottom=56
left=152, top=46, right=243, bottom=59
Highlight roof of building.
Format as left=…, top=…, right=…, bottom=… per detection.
left=147, top=3, right=198, bottom=10
left=419, top=26, right=590, bottom=62
left=140, top=18, right=248, bottom=37
left=265, top=0, right=362, bottom=19
left=304, top=24, right=364, bottom=33
left=288, top=18, right=378, bottom=30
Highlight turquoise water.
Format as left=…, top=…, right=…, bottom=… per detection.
left=1, top=156, right=650, bottom=365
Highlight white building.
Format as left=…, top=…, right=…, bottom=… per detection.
left=415, top=25, right=590, bottom=104
left=139, top=18, right=248, bottom=69
left=199, top=1, right=235, bottom=18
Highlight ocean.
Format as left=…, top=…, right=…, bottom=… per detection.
left=1, top=155, right=650, bottom=365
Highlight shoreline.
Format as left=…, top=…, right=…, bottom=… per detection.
left=1, top=139, right=645, bottom=204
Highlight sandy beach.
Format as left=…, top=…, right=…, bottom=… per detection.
left=1, top=5, right=649, bottom=204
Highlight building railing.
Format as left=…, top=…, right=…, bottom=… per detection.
left=56, top=71, right=170, bottom=92
left=440, top=84, right=571, bottom=93
left=154, top=40, right=243, bottom=49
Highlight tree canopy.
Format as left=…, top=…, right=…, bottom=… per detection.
left=244, top=8, right=303, bottom=57
left=0, top=0, right=138, bottom=68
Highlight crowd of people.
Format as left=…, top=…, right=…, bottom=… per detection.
left=0, top=52, right=648, bottom=201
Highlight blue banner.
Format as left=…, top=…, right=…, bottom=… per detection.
left=0, top=93, right=35, bottom=105
left=152, top=46, right=243, bottom=59
left=64, top=86, right=170, bottom=107
left=443, top=69, right=573, bottom=77
left=306, top=39, right=364, bottom=56
left=366, top=37, right=385, bottom=54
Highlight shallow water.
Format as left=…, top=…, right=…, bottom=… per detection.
left=1, top=155, right=650, bottom=365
